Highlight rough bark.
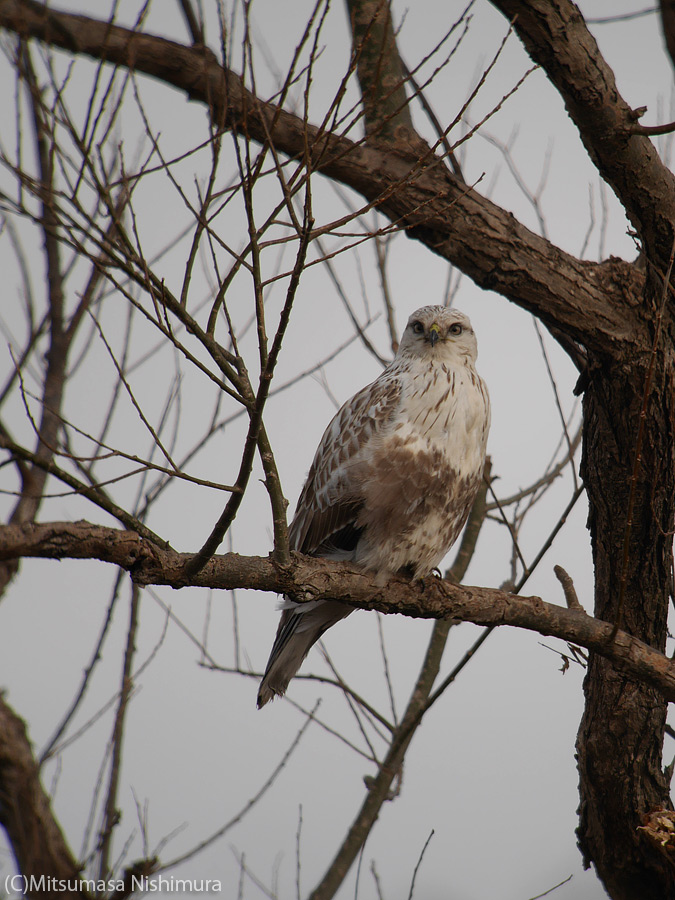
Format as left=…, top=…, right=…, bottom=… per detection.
left=484, top=5, right=675, bottom=896
left=345, top=0, right=414, bottom=142
left=576, top=347, right=675, bottom=900
left=0, top=696, right=91, bottom=900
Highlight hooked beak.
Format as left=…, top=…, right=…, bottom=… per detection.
left=428, top=323, right=441, bottom=347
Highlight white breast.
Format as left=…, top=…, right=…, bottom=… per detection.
left=398, top=359, right=490, bottom=480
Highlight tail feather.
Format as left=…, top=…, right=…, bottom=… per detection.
left=257, top=600, right=352, bottom=708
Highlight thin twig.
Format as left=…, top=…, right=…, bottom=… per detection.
left=526, top=874, right=573, bottom=899
left=407, top=829, right=434, bottom=900
left=98, top=583, right=141, bottom=881
left=40, top=570, right=126, bottom=765
left=296, top=805, right=303, bottom=900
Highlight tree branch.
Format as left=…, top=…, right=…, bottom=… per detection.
left=98, top=584, right=141, bottom=882
left=2, top=520, right=675, bottom=702
left=491, top=0, right=675, bottom=266
left=660, top=0, right=675, bottom=72
left=308, top=460, right=491, bottom=900
left=0, top=694, right=91, bottom=900
left=345, top=0, right=414, bottom=143
left=0, top=0, right=641, bottom=353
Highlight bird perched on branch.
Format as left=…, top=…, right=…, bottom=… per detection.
left=257, top=305, right=490, bottom=708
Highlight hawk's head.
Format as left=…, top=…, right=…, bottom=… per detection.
left=398, top=306, right=478, bottom=363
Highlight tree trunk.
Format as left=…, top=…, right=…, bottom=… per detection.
left=577, top=311, right=675, bottom=898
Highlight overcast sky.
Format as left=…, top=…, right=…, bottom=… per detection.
left=0, top=2, right=672, bottom=899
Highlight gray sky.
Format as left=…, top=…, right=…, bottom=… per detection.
left=0, top=2, right=671, bottom=898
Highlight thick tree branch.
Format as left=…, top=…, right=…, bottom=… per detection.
left=0, top=695, right=91, bottom=900
left=345, top=0, right=414, bottom=142
left=0, top=0, right=641, bottom=353
left=491, top=0, right=675, bottom=266
left=2, top=520, right=675, bottom=702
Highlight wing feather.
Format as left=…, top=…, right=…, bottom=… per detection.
left=289, top=373, right=402, bottom=556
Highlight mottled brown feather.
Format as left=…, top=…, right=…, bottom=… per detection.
left=288, top=376, right=402, bottom=556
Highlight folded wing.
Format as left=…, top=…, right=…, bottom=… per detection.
left=256, top=374, right=402, bottom=707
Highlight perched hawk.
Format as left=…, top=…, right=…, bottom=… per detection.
left=257, top=306, right=490, bottom=708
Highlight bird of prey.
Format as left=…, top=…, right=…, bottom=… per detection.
left=257, top=305, right=490, bottom=708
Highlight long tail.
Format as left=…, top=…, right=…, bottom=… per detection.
left=257, top=600, right=352, bottom=708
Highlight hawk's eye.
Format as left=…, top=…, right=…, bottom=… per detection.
left=412, top=321, right=424, bottom=334
left=449, top=323, right=463, bottom=336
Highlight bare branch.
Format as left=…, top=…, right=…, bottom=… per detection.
left=346, top=0, right=414, bottom=142
left=491, top=0, right=675, bottom=266
left=3, top=520, right=675, bottom=703
left=0, top=0, right=641, bottom=351
left=0, top=694, right=92, bottom=900
left=98, top=583, right=141, bottom=882
left=554, top=564, right=583, bottom=611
